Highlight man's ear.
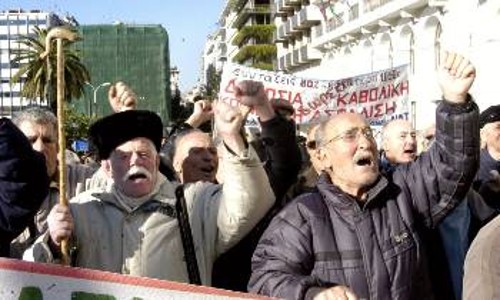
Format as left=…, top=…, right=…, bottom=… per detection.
left=480, top=127, right=487, bottom=149
left=316, top=147, right=331, bottom=171
left=381, top=137, right=389, bottom=153
left=172, top=156, right=182, bottom=174
left=155, top=154, right=160, bottom=170
left=101, top=159, right=112, bottom=177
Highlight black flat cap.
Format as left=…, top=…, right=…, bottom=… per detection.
left=480, top=105, right=500, bottom=128
left=269, top=98, right=295, bottom=116
left=89, top=110, right=163, bottom=160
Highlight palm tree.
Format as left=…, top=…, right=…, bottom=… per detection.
left=10, top=26, right=90, bottom=110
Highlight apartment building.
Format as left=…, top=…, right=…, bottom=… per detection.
left=274, top=0, right=500, bottom=128
left=206, top=0, right=499, bottom=129
left=201, top=0, right=275, bottom=93
left=0, top=9, right=68, bottom=117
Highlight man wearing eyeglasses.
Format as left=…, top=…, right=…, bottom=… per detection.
left=249, top=51, right=480, bottom=300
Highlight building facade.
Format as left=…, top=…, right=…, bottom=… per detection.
left=206, top=0, right=500, bottom=130
left=0, top=9, right=66, bottom=117
left=73, top=24, right=171, bottom=123
left=274, top=0, right=499, bottom=129
left=199, top=0, right=276, bottom=97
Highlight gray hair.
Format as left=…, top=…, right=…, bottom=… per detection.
left=12, top=107, right=58, bottom=135
left=314, top=120, right=329, bottom=148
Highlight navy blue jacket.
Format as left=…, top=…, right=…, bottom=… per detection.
left=249, top=100, right=479, bottom=300
left=0, top=118, right=49, bottom=257
left=474, top=149, right=500, bottom=209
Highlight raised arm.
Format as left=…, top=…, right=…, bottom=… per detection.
left=234, top=80, right=301, bottom=202
left=209, top=100, right=274, bottom=252
left=406, top=51, right=480, bottom=226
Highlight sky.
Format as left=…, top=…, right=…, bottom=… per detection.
left=1, top=0, right=226, bottom=92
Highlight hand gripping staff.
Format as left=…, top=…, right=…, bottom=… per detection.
left=40, top=27, right=79, bottom=265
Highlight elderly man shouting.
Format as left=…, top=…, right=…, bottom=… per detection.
left=249, top=52, right=479, bottom=300
left=26, top=90, right=274, bottom=286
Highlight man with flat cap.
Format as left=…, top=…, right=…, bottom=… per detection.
left=473, top=104, right=500, bottom=208
left=25, top=99, right=275, bottom=286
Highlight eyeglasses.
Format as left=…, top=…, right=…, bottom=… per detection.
left=321, top=127, right=374, bottom=146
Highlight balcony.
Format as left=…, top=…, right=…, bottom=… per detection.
left=273, top=29, right=286, bottom=43
left=291, top=14, right=300, bottom=31
left=276, top=0, right=294, bottom=15
left=428, top=0, right=448, bottom=6
left=285, top=52, right=293, bottom=69
left=299, top=44, right=321, bottom=63
left=309, top=0, right=426, bottom=50
left=363, top=0, right=395, bottom=13
left=292, top=48, right=301, bottom=66
left=219, top=43, right=228, bottom=57
left=278, top=25, right=289, bottom=40
left=278, top=55, right=286, bottom=71
left=284, top=0, right=302, bottom=6
left=312, top=24, right=324, bottom=38
left=218, top=28, right=227, bottom=40
left=325, top=15, right=345, bottom=33
left=297, top=5, right=322, bottom=29
left=233, top=4, right=271, bottom=29
left=284, top=18, right=300, bottom=36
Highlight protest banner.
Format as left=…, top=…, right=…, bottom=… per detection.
left=219, top=63, right=410, bottom=126
left=0, top=258, right=269, bottom=300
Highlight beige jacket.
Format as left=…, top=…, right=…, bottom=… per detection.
left=463, top=214, right=500, bottom=300
left=25, top=146, right=274, bottom=286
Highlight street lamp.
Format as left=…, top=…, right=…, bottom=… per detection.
left=85, top=82, right=111, bottom=117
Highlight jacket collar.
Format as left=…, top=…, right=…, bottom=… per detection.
left=317, top=173, right=388, bottom=210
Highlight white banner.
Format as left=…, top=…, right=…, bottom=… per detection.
left=0, top=258, right=268, bottom=300
left=219, top=63, right=410, bottom=126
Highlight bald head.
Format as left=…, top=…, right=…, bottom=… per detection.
left=172, top=130, right=218, bottom=183
left=382, top=119, right=417, bottom=164
left=315, top=113, right=379, bottom=199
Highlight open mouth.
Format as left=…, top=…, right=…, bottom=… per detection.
left=128, top=173, right=147, bottom=181
left=403, top=149, right=416, bottom=156
left=354, top=154, right=374, bottom=167
left=200, top=166, right=215, bottom=174
left=356, top=158, right=371, bottom=166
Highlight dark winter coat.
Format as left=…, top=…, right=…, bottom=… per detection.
left=473, top=149, right=500, bottom=209
left=0, top=118, right=49, bottom=257
left=249, top=100, right=480, bottom=300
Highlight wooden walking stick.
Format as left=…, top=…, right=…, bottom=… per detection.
left=40, top=27, right=79, bottom=265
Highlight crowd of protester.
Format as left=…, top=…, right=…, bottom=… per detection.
left=0, top=51, right=499, bottom=300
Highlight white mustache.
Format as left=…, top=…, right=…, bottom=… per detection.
left=122, top=165, right=153, bottom=182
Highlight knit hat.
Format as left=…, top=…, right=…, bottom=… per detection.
left=89, top=110, right=163, bottom=160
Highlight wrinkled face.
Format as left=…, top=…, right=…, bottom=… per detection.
left=382, top=120, right=417, bottom=164
left=482, top=121, right=500, bottom=159
left=318, top=114, right=379, bottom=197
left=107, top=138, right=159, bottom=198
left=18, top=121, right=58, bottom=178
left=173, top=131, right=218, bottom=183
